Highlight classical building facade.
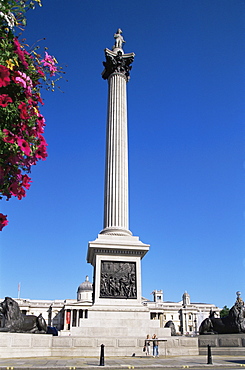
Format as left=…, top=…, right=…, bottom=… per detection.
left=3, top=277, right=220, bottom=335
left=144, top=290, right=220, bottom=335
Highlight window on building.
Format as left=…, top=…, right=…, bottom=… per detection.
left=171, top=315, right=174, bottom=320
left=150, top=312, right=157, bottom=320
left=85, top=309, right=88, bottom=319
left=72, top=310, right=77, bottom=327
left=164, top=315, right=166, bottom=320
left=189, top=326, right=193, bottom=331
left=189, top=315, right=191, bottom=320
left=157, top=295, right=161, bottom=300
left=79, top=309, right=83, bottom=319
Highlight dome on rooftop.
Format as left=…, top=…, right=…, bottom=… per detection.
left=77, top=276, right=93, bottom=293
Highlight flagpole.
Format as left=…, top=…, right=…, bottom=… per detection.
left=18, top=282, right=21, bottom=299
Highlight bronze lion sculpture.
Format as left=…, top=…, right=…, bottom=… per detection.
left=199, top=296, right=245, bottom=335
left=0, top=297, right=47, bottom=333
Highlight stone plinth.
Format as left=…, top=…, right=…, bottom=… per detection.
left=199, top=333, right=245, bottom=355
left=0, top=332, right=199, bottom=358
left=69, top=304, right=169, bottom=338
left=0, top=333, right=52, bottom=358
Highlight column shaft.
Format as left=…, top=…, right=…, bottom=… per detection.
left=102, top=72, right=131, bottom=235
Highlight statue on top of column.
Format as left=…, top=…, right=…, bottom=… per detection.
left=102, top=30, right=134, bottom=81
left=113, top=28, right=125, bottom=51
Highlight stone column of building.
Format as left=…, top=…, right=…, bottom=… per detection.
left=100, top=37, right=135, bottom=236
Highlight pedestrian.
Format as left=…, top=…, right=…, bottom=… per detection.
left=152, top=334, right=159, bottom=357
left=144, top=334, right=151, bottom=356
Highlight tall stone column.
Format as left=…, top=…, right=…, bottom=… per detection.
left=87, top=30, right=149, bottom=307
left=100, top=42, right=134, bottom=236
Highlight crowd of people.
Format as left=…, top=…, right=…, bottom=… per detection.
left=143, top=334, right=159, bottom=357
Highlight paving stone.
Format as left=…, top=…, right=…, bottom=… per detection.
left=0, top=355, right=245, bottom=369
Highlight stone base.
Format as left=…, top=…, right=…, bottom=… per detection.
left=87, top=233, right=150, bottom=306
left=0, top=333, right=52, bottom=358
left=68, top=304, right=168, bottom=338
left=199, top=333, right=245, bottom=355
left=0, top=333, right=198, bottom=358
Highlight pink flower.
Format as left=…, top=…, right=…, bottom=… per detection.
left=3, top=129, right=15, bottom=144
left=19, top=121, right=28, bottom=132
left=22, top=174, right=32, bottom=189
left=39, top=135, right=47, bottom=146
left=26, top=85, right=32, bottom=97
left=13, top=38, right=28, bottom=69
left=35, top=144, right=47, bottom=159
left=17, top=187, right=26, bottom=200
left=15, top=77, right=26, bottom=88
left=0, top=65, right=11, bottom=87
left=0, top=94, right=13, bottom=107
left=15, top=73, right=27, bottom=88
left=36, top=114, right=46, bottom=133
left=41, top=52, right=57, bottom=76
left=37, top=67, right=45, bottom=77
left=16, top=137, right=31, bottom=156
left=0, top=213, right=8, bottom=231
left=14, top=71, right=33, bottom=96
left=18, top=102, right=29, bottom=120
left=9, top=182, right=26, bottom=199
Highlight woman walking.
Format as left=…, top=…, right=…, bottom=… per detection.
left=144, top=334, right=151, bottom=356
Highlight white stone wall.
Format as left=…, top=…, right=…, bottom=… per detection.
left=0, top=332, right=199, bottom=358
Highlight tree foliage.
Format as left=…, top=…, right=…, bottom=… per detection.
left=0, top=0, right=63, bottom=230
left=220, top=305, right=230, bottom=318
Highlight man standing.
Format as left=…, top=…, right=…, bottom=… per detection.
left=152, top=334, right=159, bottom=357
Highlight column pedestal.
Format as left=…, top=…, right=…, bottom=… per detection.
left=87, top=233, right=149, bottom=306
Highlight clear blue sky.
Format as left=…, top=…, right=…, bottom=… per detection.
left=0, top=0, right=244, bottom=309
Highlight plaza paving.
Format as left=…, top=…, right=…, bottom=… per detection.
left=0, top=355, right=245, bottom=369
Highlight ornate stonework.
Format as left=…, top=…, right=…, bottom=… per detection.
left=102, top=49, right=135, bottom=81
left=100, top=261, right=137, bottom=299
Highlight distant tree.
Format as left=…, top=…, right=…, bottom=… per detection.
left=220, top=305, right=230, bottom=318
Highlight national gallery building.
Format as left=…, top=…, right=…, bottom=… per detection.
left=3, top=276, right=220, bottom=336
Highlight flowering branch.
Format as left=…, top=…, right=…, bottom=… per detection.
left=0, top=0, right=64, bottom=230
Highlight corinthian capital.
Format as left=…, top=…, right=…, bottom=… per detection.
left=102, top=48, right=135, bottom=81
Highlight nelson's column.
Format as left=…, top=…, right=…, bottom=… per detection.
left=86, top=30, right=151, bottom=330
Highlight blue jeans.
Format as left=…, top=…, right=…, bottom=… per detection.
left=153, top=345, right=159, bottom=356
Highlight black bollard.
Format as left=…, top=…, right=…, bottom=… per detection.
left=207, top=344, right=213, bottom=364
left=100, top=343, right=105, bottom=366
